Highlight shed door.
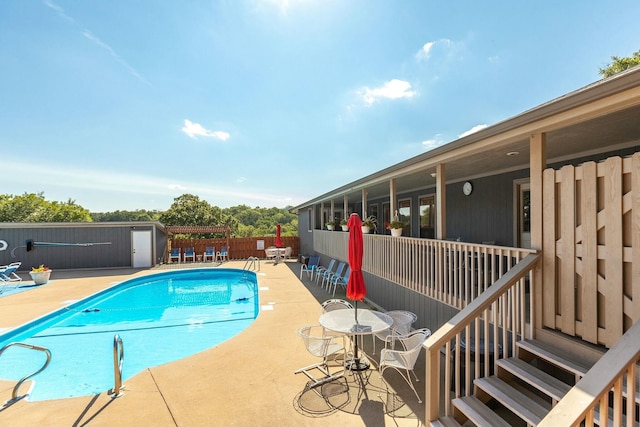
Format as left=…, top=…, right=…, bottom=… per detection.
left=132, top=230, right=152, bottom=268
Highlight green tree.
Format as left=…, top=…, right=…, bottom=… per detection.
left=599, top=49, right=640, bottom=78
left=159, top=194, right=237, bottom=237
left=91, top=209, right=162, bottom=222
left=0, top=192, right=92, bottom=222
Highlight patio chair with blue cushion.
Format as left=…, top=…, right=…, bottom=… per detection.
left=203, top=246, right=215, bottom=262
left=299, top=255, right=320, bottom=281
left=321, top=261, right=346, bottom=291
left=315, top=259, right=336, bottom=286
left=328, top=266, right=350, bottom=297
left=216, top=246, right=228, bottom=262
left=169, top=248, right=181, bottom=263
left=184, top=247, right=196, bottom=262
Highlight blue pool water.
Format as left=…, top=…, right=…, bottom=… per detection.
left=0, top=268, right=258, bottom=401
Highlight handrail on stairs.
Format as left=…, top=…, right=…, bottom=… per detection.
left=0, top=342, right=51, bottom=405
left=423, top=252, right=540, bottom=423
left=538, top=319, right=640, bottom=426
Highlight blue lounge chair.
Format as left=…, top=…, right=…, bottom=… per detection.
left=184, top=247, right=196, bottom=262
left=315, top=259, right=336, bottom=286
left=203, top=246, right=215, bottom=262
left=216, top=246, right=228, bottom=262
left=300, top=255, right=320, bottom=280
left=328, top=266, right=350, bottom=297
left=169, top=248, right=181, bottom=263
left=322, top=261, right=346, bottom=291
left=0, top=262, right=22, bottom=294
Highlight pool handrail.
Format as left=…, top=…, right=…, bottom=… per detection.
left=0, top=342, right=51, bottom=406
left=109, top=334, right=124, bottom=398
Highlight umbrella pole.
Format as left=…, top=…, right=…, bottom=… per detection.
left=354, top=300, right=359, bottom=361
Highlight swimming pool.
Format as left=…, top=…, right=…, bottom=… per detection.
left=0, top=268, right=259, bottom=401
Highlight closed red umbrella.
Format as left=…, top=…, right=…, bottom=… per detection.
left=345, top=213, right=368, bottom=371
left=275, top=224, right=283, bottom=248
left=346, top=213, right=366, bottom=301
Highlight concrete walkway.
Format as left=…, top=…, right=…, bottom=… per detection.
left=0, top=260, right=426, bottom=426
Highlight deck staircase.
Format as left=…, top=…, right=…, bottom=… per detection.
left=433, top=338, right=601, bottom=427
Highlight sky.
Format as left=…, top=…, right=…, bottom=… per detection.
left=1, top=1, right=639, bottom=213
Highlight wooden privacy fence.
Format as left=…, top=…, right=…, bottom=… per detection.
left=541, top=154, right=640, bottom=348
left=170, top=236, right=299, bottom=261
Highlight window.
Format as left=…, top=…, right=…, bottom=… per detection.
left=398, top=199, right=411, bottom=236
left=419, top=195, right=435, bottom=238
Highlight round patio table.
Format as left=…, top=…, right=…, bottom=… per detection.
left=319, top=308, right=392, bottom=371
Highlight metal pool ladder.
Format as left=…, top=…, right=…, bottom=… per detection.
left=108, top=334, right=125, bottom=398
left=243, top=257, right=260, bottom=271
left=0, top=342, right=51, bottom=406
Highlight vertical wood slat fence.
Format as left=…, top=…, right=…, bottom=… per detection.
left=541, top=153, right=640, bottom=348
left=170, top=236, right=299, bottom=261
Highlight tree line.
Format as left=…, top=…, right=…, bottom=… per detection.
left=0, top=192, right=297, bottom=237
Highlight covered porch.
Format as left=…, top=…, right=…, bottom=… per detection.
left=294, top=67, right=640, bottom=425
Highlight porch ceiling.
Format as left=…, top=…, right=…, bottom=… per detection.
left=313, top=94, right=640, bottom=206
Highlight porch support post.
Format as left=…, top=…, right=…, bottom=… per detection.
left=435, top=163, right=446, bottom=240
left=343, top=195, right=349, bottom=218
left=330, top=200, right=335, bottom=222
left=320, top=202, right=325, bottom=228
left=362, top=189, right=368, bottom=218
left=390, top=178, right=397, bottom=220
left=530, top=132, right=546, bottom=333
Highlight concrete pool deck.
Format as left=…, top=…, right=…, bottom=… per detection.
left=0, top=260, right=426, bottom=426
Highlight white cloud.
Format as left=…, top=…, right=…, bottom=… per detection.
left=415, top=39, right=453, bottom=62
left=237, top=177, right=247, bottom=183
left=459, top=124, right=488, bottom=138
left=168, top=184, right=187, bottom=191
left=359, top=79, right=417, bottom=106
left=422, top=134, right=445, bottom=151
left=182, top=120, right=231, bottom=141
left=415, top=42, right=435, bottom=61
left=45, top=1, right=148, bottom=85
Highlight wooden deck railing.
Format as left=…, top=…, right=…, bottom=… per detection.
left=313, top=230, right=536, bottom=310
left=537, top=319, right=640, bottom=427
left=423, top=253, right=540, bottom=423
